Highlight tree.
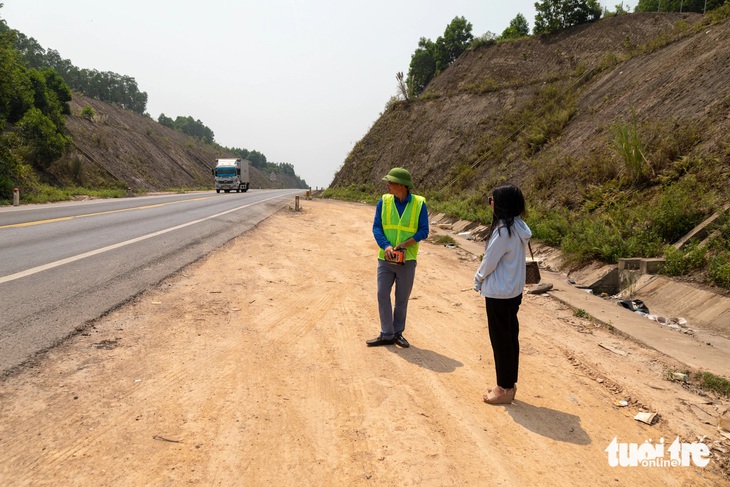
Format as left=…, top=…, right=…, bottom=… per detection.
left=500, top=13, right=530, bottom=40
left=12, top=31, right=149, bottom=114
left=405, top=17, right=473, bottom=98
left=172, top=116, right=214, bottom=144
left=635, top=0, right=725, bottom=12
left=434, top=16, right=474, bottom=73
left=406, top=37, right=436, bottom=97
left=247, top=150, right=267, bottom=169
left=533, top=0, right=602, bottom=35
left=564, top=0, right=603, bottom=25
left=614, top=2, right=629, bottom=14
left=16, top=107, right=71, bottom=169
left=157, top=113, right=174, bottom=129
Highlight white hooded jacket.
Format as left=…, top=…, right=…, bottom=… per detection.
left=474, top=217, right=532, bottom=299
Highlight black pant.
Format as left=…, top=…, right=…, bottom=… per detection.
left=485, top=295, right=522, bottom=389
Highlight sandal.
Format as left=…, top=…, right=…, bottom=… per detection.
left=483, top=386, right=516, bottom=404
left=487, top=384, right=517, bottom=397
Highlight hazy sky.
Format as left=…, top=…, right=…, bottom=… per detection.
left=2, top=1, right=637, bottom=188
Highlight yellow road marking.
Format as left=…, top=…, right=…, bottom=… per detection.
left=0, top=196, right=214, bottom=229
left=0, top=193, right=288, bottom=284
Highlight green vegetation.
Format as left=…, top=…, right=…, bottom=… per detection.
left=320, top=184, right=380, bottom=205
left=9, top=31, right=147, bottom=114
left=527, top=174, right=719, bottom=266
left=0, top=9, right=73, bottom=201
left=669, top=368, right=730, bottom=397
left=500, top=13, right=530, bottom=41
left=431, top=235, right=457, bottom=246
left=0, top=6, right=309, bottom=201
left=158, top=114, right=215, bottom=144
left=2, top=184, right=129, bottom=205
left=696, top=371, right=730, bottom=397
left=406, top=17, right=474, bottom=98
left=533, top=0, right=602, bottom=35
left=636, top=0, right=726, bottom=13
left=401, top=9, right=729, bottom=289
left=612, top=111, right=651, bottom=186
left=80, top=105, right=95, bottom=120
left=427, top=189, right=494, bottom=224
left=574, top=309, right=590, bottom=319
left=404, top=0, right=647, bottom=99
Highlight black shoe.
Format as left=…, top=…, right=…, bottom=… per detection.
left=394, top=335, right=410, bottom=348
left=366, top=334, right=395, bottom=346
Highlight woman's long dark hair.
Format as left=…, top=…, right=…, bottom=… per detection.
left=488, top=184, right=526, bottom=238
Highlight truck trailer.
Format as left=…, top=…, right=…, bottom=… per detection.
left=213, top=158, right=250, bottom=193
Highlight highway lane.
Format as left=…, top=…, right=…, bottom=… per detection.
left=0, top=189, right=303, bottom=374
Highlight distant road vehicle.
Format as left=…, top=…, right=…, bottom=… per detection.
left=213, top=158, right=250, bottom=193
left=0, top=189, right=302, bottom=374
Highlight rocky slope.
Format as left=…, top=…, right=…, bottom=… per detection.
left=331, top=13, right=730, bottom=207
left=49, top=92, right=306, bottom=191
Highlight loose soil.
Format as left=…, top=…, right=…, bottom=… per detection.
left=0, top=199, right=728, bottom=486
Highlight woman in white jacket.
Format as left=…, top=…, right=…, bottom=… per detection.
left=474, top=184, right=531, bottom=404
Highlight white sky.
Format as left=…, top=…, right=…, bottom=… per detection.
left=1, top=1, right=637, bottom=188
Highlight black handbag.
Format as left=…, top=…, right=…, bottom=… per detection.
left=525, top=241, right=541, bottom=284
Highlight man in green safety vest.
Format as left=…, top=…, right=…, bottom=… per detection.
left=367, top=167, right=429, bottom=348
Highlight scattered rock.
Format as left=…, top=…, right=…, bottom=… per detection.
left=634, top=412, right=658, bottom=425
left=527, top=282, right=553, bottom=294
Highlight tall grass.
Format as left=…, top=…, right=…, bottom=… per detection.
left=613, top=111, right=652, bottom=186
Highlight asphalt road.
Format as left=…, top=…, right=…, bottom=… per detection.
left=0, top=189, right=303, bottom=374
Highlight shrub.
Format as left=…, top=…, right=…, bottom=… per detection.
left=663, top=242, right=709, bottom=277
left=662, top=245, right=689, bottom=276
left=650, top=176, right=709, bottom=243
left=695, top=371, right=730, bottom=397
left=427, top=190, right=492, bottom=224
left=708, top=252, right=730, bottom=289
left=80, top=105, right=95, bottom=120
left=526, top=208, right=570, bottom=246
left=16, top=108, right=71, bottom=168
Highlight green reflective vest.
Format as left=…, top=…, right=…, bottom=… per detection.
left=378, top=193, right=425, bottom=261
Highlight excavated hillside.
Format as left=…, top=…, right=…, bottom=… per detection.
left=48, top=92, right=306, bottom=191
left=331, top=13, right=730, bottom=207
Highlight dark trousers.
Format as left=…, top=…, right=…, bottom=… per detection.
left=485, top=294, right=522, bottom=389
left=377, top=259, right=417, bottom=339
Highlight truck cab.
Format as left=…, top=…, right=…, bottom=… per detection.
left=213, top=158, right=250, bottom=193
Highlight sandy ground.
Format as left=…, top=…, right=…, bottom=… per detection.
left=0, top=198, right=728, bottom=486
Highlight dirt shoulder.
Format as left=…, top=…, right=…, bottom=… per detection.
left=0, top=199, right=727, bottom=485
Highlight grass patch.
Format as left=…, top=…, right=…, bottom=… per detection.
left=426, top=190, right=493, bottom=224
left=431, top=235, right=457, bottom=246
left=319, top=184, right=380, bottom=205
left=695, top=371, right=730, bottom=397
left=13, top=184, right=129, bottom=204
left=669, top=368, right=730, bottom=397
left=574, top=309, right=590, bottom=319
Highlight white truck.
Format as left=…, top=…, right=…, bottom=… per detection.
left=213, top=158, right=250, bottom=193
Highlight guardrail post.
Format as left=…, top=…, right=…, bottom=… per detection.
left=295, top=195, right=300, bottom=211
